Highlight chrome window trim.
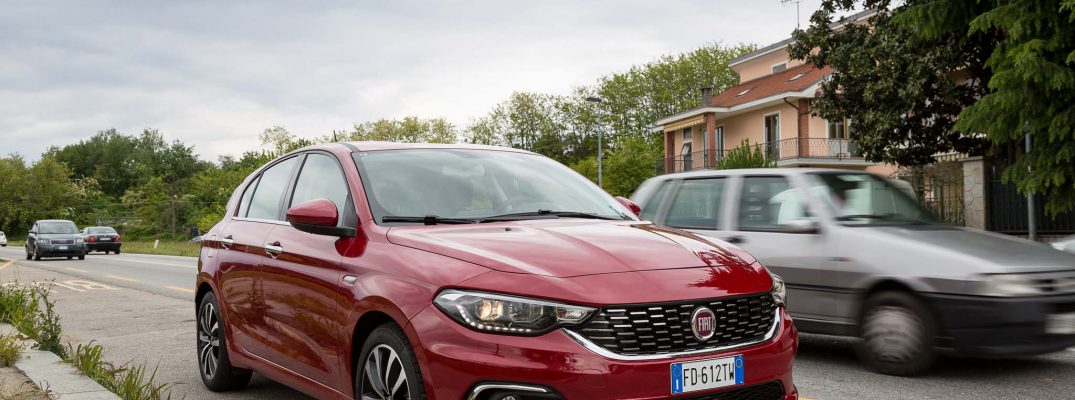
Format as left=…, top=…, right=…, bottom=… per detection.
left=466, top=383, right=549, bottom=400
left=231, top=217, right=291, bottom=226
left=562, top=307, right=782, bottom=361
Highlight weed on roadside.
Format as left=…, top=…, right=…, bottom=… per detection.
left=67, top=342, right=175, bottom=400
left=0, top=331, right=25, bottom=367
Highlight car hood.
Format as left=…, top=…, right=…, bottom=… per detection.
left=863, top=225, right=1075, bottom=272
left=386, top=219, right=754, bottom=278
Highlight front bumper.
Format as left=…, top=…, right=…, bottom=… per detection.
left=36, top=243, right=86, bottom=256
left=926, top=292, right=1075, bottom=356
left=407, top=304, right=798, bottom=400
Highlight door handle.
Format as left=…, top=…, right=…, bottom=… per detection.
left=725, top=235, right=746, bottom=244
left=220, top=235, right=234, bottom=248
left=264, top=241, right=283, bottom=257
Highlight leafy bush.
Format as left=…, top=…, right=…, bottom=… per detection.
left=0, top=331, right=25, bottom=366
left=718, top=139, right=775, bottom=170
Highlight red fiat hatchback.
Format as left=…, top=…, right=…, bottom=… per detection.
left=195, top=142, right=797, bottom=400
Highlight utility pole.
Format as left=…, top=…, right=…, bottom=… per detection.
left=1026, top=129, right=1037, bottom=241
left=585, top=96, right=604, bottom=188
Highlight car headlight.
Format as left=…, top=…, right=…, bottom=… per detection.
left=434, top=289, right=596, bottom=335
left=980, top=273, right=1042, bottom=297
left=37, top=239, right=50, bottom=244
left=768, top=269, right=786, bottom=306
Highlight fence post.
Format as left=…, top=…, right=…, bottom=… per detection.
left=960, top=156, right=987, bottom=230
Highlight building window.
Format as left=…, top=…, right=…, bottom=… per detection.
left=682, top=127, right=692, bottom=141
left=772, top=63, right=787, bottom=73
left=715, top=125, right=725, bottom=153
left=764, top=114, right=780, bottom=158
left=828, top=119, right=849, bottom=139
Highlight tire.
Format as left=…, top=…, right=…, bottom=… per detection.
left=855, top=291, right=938, bottom=376
left=78, top=253, right=85, bottom=260
left=115, top=248, right=121, bottom=255
left=197, top=292, right=252, bottom=391
left=33, top=248, right=41, bottom=261
left=355, top=324, right=426, bottom=400
left=25, top=250, right=31, bottom=260
left=67, top=256, right=72, bottom=260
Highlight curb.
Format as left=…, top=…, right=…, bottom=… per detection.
left=1, top=324, right=120, bottom=400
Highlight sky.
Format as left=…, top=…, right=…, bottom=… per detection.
left=0, top=0, right=826, bottom=162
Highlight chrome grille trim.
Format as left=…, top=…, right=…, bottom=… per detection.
left=563, top=308, right=782, bottom=361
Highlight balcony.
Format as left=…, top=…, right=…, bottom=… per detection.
left=656, top=138, right=871, bottom=174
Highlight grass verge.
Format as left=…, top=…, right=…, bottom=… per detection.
left=0, top=332, right=24, bottom=367
left=117, top=241, right=201, bottom=257
left=0, top=279, right=175, bottom=400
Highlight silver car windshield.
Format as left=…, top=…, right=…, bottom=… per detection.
left=808, top=172, right=934, bottom=225
left=353, top=149, right=631, bottom=225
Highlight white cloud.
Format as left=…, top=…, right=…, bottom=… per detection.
left=0, top=0, right=823, bottom=161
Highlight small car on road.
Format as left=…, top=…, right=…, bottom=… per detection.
left=633, top=168, right=1075, bottom=375
left=195, top=142, right=798, bottom=400
left=81, top=226, right=122, bottom=254
left=0, top=231, right=6, bottom=247
left=25, top=219, right=85, bottom=260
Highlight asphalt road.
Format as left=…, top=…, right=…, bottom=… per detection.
left=0, top=245, right=1073, bottom=400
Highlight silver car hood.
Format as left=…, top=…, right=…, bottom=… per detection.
left=863, top=225, right=1075, bottom=273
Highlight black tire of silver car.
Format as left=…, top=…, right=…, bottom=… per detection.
left=197, top=292, right=252, bottom=391
left=356, top=324, right=426, bottom=400
left=855, top=291, right=938, bottom=376
left=33, top=247, right=41, bottom=261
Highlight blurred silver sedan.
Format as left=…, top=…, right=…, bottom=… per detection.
left=633, top=168, right=1075, bottom=376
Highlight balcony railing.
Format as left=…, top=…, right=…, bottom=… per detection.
left=656, top=138, right=866, bottom=175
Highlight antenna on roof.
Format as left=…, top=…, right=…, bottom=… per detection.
left=781, top=0, right=802, bottom=29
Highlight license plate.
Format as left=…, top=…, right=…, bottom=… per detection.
left=58, top=245, right=68, bottom=250
left=100, top=237, right=111, bottom=241
left=670, top=355, right=744, bottom=395
left=1047, top=313, right=1075, bottom=334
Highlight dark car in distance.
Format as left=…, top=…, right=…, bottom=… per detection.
left=82, top=226, right=122, bottom=254
left=26, top=219, right=86, bottom=260
left=195, top=142, right=797, bottom=400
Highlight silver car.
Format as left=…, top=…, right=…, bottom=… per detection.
left=633, top=168, right=1075, bottom=375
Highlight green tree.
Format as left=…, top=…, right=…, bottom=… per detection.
left=339, top=117, right=458, bottom=144
left=792, top=0, right=1075, bottom=213
left=570, top=136, right=662, bottom=197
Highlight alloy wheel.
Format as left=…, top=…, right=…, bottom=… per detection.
left=360, top=344, right=410, bottom=400
left=197, top=302, right=221, bottom=379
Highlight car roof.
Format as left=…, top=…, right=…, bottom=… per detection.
left=293, top=141, right=535, bottom=154
left=37, top=219, right=75, bottom=223
left=649, top=167, right=876, bottom=181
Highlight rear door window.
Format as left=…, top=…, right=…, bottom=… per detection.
left=247, top=157, right=299, bottom=221
left=738, top=176, right=808, bottom=231
left=663, top=178, right=725, bottom=230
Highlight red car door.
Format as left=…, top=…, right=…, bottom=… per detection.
left=216, top=155, right=301, bottom=360
left=260, top=152, right=350, bottom=392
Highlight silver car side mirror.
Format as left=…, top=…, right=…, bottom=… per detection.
left=783, top=218, right=819, bottom=234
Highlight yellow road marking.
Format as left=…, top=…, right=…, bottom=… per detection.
left=801, top=397, right=817, bottom=400
left=65, top=267, right=88, bottom=273
left=107, top=275, right=137, bottom=282
left=165, top=285, right=195, bottom=293
left=0, top=260, right=13, bottom=271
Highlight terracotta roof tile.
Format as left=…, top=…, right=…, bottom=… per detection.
left=709, top=63, right=830, bottom=108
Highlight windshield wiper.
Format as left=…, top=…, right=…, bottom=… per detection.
left=836, top=213, right=927, bottom=224
left=479, top=210, right=622, bottom=222
left=381, top=215, right=478, bottom=225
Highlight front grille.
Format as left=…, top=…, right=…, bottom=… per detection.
left=1022, top=271, right=1075, bottom=295
left=570, top=293, right=776, bottom=356
left=680, top=381, right=785, bottom=400
left=50, top=239, right=74, bottom=244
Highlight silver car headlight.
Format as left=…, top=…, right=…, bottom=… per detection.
left=434, top=289, right=596, bottom=335
left=769, top=271, right=787, bottom=306
left=980, top=273, right=1043, bottom=297
left=37, top=239, right=50, bottom=245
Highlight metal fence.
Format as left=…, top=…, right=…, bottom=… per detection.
left=656, top=138, right=866, bottom=174
left=895, top=162, right=965, bottom=225
left=987, top=160, right=1075, bottom=234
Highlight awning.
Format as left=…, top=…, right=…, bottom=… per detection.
left=662, top=116, right=704, bottom=132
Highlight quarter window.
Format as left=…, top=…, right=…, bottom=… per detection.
left=236, top=176, right=259, bottom=217
left=738, top=176, right=808, bottom=231
left=247, top=157, right=299, bottom=221
left=664, top=179, right=725, bottom=230
left=290, top=154, right=350, bottom=215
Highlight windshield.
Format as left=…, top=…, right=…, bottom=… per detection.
left=88, top=227, right=117, bottom=234
left=39, top=221, right=78, bottom=234
left=352, top=149, right=632, bottom=225
left=808, top=172, right=934, bottom=225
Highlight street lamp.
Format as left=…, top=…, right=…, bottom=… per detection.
left=585, top=96, right=604, bottom=188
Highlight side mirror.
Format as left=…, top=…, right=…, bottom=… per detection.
left=286, top=199, right=356, bottom=237
left=615, top=196, right=642, bottom=218
left=783, top=218, right=819, bottom=234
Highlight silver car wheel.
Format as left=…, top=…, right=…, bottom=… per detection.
left=197, top=302, right=221, bottom=379
left=361, top=344, right=410, bottom=400
left=861, top=305, right=924, bottom=364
